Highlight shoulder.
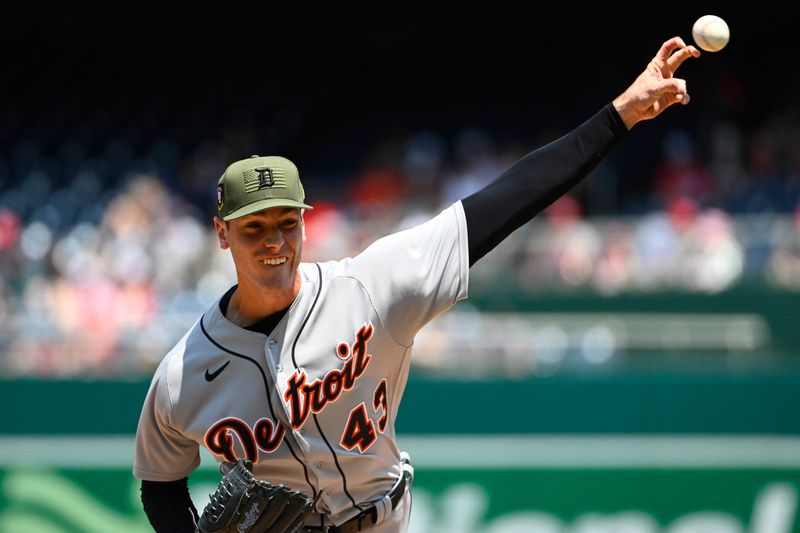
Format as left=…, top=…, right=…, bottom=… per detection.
left=145, top=320, right=199, bottom=409
left=299, top=258, right=353, bottom=283
left=324, top=202, right=465, bottom=270
left=150, top=319, right=197, bottom=380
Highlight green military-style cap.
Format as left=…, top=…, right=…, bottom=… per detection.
left=217, top=155, right=313, bottom=221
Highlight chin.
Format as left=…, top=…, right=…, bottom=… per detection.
left=257, top=268, right=296, bottom=290
left=258, top=275, right=291, bottom=290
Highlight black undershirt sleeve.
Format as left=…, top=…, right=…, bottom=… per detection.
left=462, top=103, right=629, bottom=266
left=141, top=478, right=199, bottom=533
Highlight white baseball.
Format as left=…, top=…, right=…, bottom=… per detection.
left=692, top=15, right=730, bottom=52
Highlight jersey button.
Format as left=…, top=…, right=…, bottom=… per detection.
left=276, top=364, right=283, bottom=372
left=268, top=339, right=277, bottom=348
left=317, top=461, right=325, bottom=469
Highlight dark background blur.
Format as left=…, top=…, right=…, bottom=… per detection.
left=3, top=3, right=795, bottom=214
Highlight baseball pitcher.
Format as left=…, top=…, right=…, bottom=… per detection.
left=134, top=37, right=700, bottom=532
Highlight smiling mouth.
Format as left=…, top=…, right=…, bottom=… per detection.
left=261, top=257, right=288, bottom=266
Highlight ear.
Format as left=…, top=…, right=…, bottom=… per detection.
left=300, top=211, right=307, bottom=242
left=214, top=217, right=230, bottom=249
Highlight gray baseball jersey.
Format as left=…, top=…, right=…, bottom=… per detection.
left=134, top=201, right=468, bottom=526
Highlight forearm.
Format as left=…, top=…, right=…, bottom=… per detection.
left=462, top=103, right=629, bottom=265
left=141, top=478, right=199, bottom=533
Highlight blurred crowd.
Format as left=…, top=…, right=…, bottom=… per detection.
left=1, top=59, right=799, bottom=378
left=1, top=168, right=798, bottom=378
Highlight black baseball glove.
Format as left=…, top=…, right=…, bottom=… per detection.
left=197, top=459, right=316, bottom=533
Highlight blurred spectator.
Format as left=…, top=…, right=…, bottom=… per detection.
left=441, top=127, right=503, bottom=205
left=709, top=121, right=747, bottom=208
left=766, top=204, right=800, bottom=290
left=347, top=167, right=410, bottom=214
left=402, top=130, right=447, bottom=202
left=651, top=130, right=717, bottom=209
left=544, top=195, right=602, bottom=289
left=736, top=128, right=783, bottom=213
left=0, top=209, right=20, bottom=251
left=633, top=211, right=682, bottom=290
left=593, top=222, right=638, bottom=295
left=682, top=208, right=744, bottom=293
left=302, top=199, right=353, bottom=262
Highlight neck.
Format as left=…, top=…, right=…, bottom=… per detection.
left=227, top=271, right=301, bottom=327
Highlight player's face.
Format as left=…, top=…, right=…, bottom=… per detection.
left=215, top=208, right=304, bottom=293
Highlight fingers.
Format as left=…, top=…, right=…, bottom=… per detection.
left=615, top=36, right=699, bottom=127
left=655, top=36, right=688, bottom=63
left=666, top=45, right=701, bottom=74
left=655, top=78, right=687, bottom=96
left=654, top=78, right=691, bottom=106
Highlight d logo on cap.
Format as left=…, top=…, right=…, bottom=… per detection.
left=256, top=167, right=275, bottom=189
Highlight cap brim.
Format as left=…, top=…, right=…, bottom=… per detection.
left=222, top=198, right=314, bottom=221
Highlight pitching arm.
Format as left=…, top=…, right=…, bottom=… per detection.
left=462, top=102, right=628, bottom=266
left=463, top=36, right=700, bottom=266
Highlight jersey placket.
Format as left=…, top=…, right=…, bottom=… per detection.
left=265, top=335, right=299, bottom=438
left=270, top=272, right=358, bottom=518
left=266, top=330, right=333, bottom=474
left=264, top=331, right=335, bottom=503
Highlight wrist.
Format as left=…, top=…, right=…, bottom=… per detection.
left=611, top=97, right=637, bottom=130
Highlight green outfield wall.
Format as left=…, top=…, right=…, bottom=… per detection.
left=2, top=373, right=798, bottom=435
left=1, top=375, right=799, bottom=532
